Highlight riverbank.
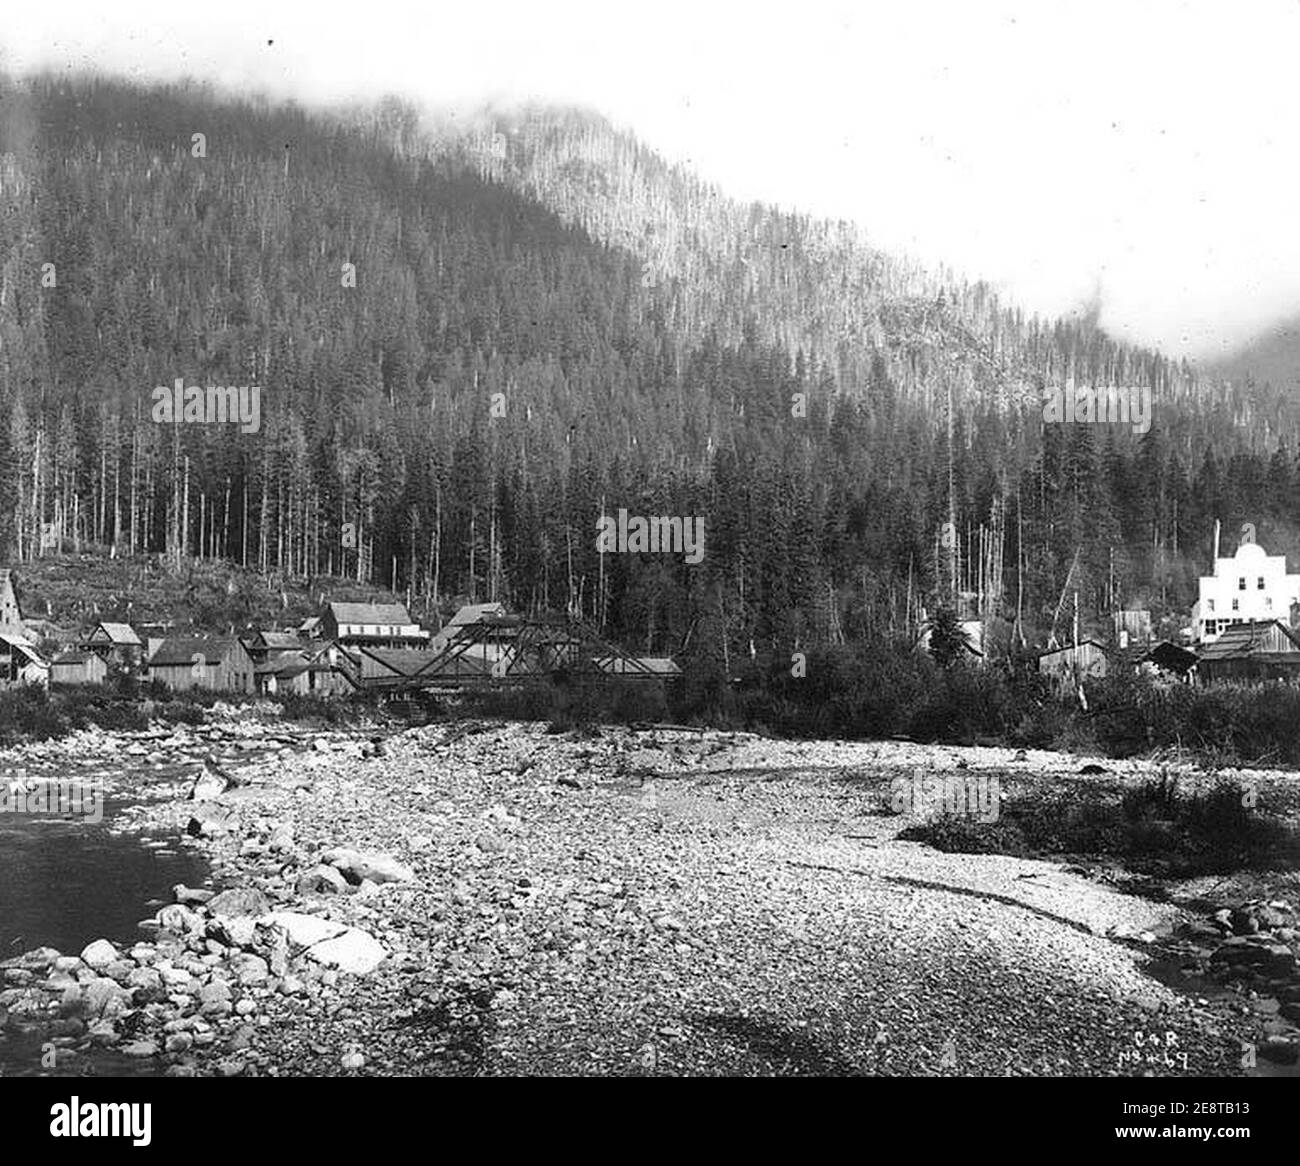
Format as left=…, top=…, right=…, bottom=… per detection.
left=1, top=722, right=1296, bottom=1076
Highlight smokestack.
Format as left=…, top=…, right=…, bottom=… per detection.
left=1213, top=519, right=1221, bottom=566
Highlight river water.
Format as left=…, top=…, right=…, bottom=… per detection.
left=0, top=793, right=208, bottom=957
left=0, top=741, right=217, bottom=1075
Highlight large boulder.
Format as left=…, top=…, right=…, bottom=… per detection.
left=261, top=911, right=347, bottom=949
left=79, top=939, right=119, bottom=970
left=321, top=848, right=415, bottom=885
left=307, top=928, right=387, bottom=975
left=258, top=912, right=386, bottom=974
left=77, top=977, right=132, bottom=1020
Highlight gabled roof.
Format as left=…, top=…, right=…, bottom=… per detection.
left=1144, top=641, right=1198, bottom=672
left=254, top=649, right=310, bottom=675
left=446, top=602, right=508, bottom=629
left=89, top=622, right=142, bottom=646
left=327, top=601, right=414, bottom=626
left=594, top=656, right=682, bottom=676
left=0, top=633, right=46, bottom=664
left=148, top=637, right=234, bottom=666
left=249, top=630, right=301, bottom=650
left=360, top=647, right=439, bottom=677
left=1038, top=639, right=1108, bottom=660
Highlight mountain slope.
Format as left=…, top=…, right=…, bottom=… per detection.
left=1206, top=314, right=1300, bottom=394
left=2, top=73, right=1300, bottom=672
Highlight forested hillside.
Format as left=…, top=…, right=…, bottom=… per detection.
left=2, top=74, right=1300, bottom=680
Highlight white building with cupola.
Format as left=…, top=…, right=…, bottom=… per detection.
left=1193, top=535, right=1300, bottom=644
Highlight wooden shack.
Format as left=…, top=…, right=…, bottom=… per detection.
left=146, top=637, right=255, bottom=692
left=1037, top=640, right=1109, bottom=695
left=1196, top=620, right=1300, bottom=684
left=50, top=649, right=109, bottom=686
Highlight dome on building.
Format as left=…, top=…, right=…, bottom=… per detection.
left=1234, top=541, right=1266, bottom=560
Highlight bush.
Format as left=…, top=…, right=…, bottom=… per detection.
left=1088, top=674, right=1300, bottom=766
left=0, top=687, right=66, bottom=745
left=906, top=774, right=1298, bottom=876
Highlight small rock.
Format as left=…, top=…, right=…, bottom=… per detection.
left=121, top=1039, right=159, bottom=1058
left=207, top=888, right=271, bottom=918
left=198, top=981, right=232, bottom=1005
left=268, top=824, right=295, bottom=853
left=230, top=953, right=270, bottom=986
left=125, top=966, right=162, bottom=992
left=321, top=848, right=415, bottom=885
left=297, top=864, right=350, bottom=896
left=278, top=975, right=306, bottom=996
left=156, top=904, right=206, bottom=935
left=186, top=805, right=231, bottom=838
left=212, top=915, right=257, bottom=949
left=86, top=1019, right=119, bottom=1046
left=1230, top=907, right=1261, bottom=936
left=341, top=1052, right=365, bottom=1071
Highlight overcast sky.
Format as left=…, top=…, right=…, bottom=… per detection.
left=7, top=0, right=1299, bottom=362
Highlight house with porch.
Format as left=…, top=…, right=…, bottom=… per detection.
left=320, top=601, right=429, bottom=650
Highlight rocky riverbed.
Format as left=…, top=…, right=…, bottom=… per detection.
left=1, top=716, right=1296, bottom=1076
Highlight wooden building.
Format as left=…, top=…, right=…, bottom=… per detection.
left=1144, top=641, right=1197, bottom=679
left=1038, top=640, right=1109, bottom=695
left=593, top=656, right=682, bottom=678
left=1112, top=609, right=1153, bottom=649
left=245, top=629, right=303, bottom=666
left=83, top=621, right=144, bottom=668
left=1196, top=620, right=1300, bottom=684
left=253, top=646, right=355, bottom=697
left=0, top=632, right=48, bottom=688
left=321, top=601, right=429, bottom=649
left=146, top=637, right=256, bottom=692
left=50, top=649, right=109, bottom=686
